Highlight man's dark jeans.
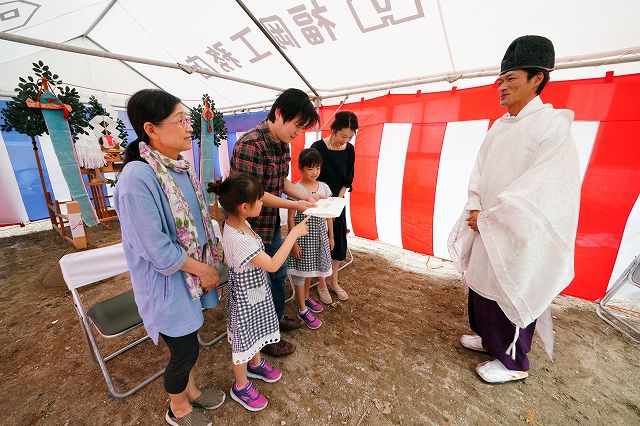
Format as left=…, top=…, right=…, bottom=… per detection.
left=264, top=228, right=287, bottom=321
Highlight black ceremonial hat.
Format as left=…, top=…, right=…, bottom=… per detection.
left=500, top=35, right=555, bottom=75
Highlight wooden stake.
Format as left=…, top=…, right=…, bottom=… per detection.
left=66, top=201, right=87, bottom=249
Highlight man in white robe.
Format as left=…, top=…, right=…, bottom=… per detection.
left=448, top=35, right=581, bottom=384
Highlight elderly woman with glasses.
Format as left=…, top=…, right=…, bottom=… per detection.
left=114, top=89, right=224, bottom=426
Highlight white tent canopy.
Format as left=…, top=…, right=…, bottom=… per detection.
left=1, top=1, right=639, bottom=303
left=1, top=0, right=639, bottom=110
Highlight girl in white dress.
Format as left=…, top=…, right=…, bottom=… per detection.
left=208, top=173, right=308, bottom=412
left=287, top=148, right=334, bottom=329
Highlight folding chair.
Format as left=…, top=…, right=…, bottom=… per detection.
left=597, top=254, right=640, bottom=342
left=340, top=228, right=355, bottom=271
left=198, top=219, right=230, bottom=347
left=285, top=247, right=354, bottom=303
left=340, top=247, right=354, bottom=271
left=59, top=243, right=164, bottom=398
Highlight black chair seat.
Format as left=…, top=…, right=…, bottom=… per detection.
left=88, top=265, right=228, bottom=336
left=88, top=290, right=142, bottom=337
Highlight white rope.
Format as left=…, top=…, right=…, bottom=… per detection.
left=59, top=80, right=131, bottom=97
left=505, top=326, right=520, bottom=361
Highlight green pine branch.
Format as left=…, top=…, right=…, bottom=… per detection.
left=189, top=94, right=227, bottom=146
left=0, top=61, right=88, bottom=140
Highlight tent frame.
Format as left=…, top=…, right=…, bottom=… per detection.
left=2, top=2, right=639, bottom=112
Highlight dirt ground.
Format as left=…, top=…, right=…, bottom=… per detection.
left=1, top=221, right=639, bottom=426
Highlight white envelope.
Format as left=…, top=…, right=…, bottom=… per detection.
left=303, top=197, right=347, bottom=218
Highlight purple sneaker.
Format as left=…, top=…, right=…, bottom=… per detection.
left=247, top=358, right=282, bottom=383
left=298, top=309, right=322, bottom=330
left=230, top=381, right=268, bottom=412
left=305, top=297, right=324, bottom=313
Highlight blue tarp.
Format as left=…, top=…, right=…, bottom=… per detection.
left=1, top=99, right=55, bottom=221
left=2, top=107, right=266, bottom=221
left=223, top=111, right=268, bottom=157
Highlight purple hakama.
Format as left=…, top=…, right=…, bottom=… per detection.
left=468, top=289, right=536, bottom=371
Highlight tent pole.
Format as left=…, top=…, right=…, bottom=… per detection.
left=29, top=136, right=56, bottom=227
left=318, top=46, right=640, bottom=94
left=314, top=97, right=322, bottom=140
left=0, top=32, right=285, bottom=92
left=219, top=49, right=640, bottom=113
left=83, top=0, right=118, bottom=36
left=235, top=0, right=319, bottom=98
left=318, top=96, right=348, bottom=132
left=53, top=35, right=169, bottom=102
left=436, top=0, right=456, bottom=72
left=220, top=98, right=287, bottom=112
left=84, top=35, right=169, bottom=94
left=322, top=53, right=640, bottom=100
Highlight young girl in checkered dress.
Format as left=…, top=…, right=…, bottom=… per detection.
left=287, top=148, right=334, bottom=330
left=208, top=173, right=309, bottom=412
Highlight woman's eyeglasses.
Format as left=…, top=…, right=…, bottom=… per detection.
left=154, top=117, right=192, bottom=127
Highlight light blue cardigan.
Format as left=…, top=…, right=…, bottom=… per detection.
left=113, top=160, right=214, bottom=344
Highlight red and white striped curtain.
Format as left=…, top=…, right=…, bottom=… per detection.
left=288, top=73, right=640, bottom=301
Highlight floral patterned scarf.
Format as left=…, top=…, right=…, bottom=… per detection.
left=139, top=142, right=219, bottom=299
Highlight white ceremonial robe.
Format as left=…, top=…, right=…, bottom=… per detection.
left=448, top=96, right=581, bottom=358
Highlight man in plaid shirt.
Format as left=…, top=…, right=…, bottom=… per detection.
left=231, top=88, right=321, bottom=357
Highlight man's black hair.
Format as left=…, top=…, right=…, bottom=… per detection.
left=524, top=68, right=550, bottom=95
left=267, top=88, right=319, bottom=129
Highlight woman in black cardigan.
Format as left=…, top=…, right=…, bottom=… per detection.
left=310, top=111, right=358, bottom=304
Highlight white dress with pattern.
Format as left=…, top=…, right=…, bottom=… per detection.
left=287, top=181, right=333, bottom=278
left=223, top=221, right=280, bottom=364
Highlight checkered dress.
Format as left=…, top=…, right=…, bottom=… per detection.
left=222, top=222, right=280, bottom=365
left=287, top=181, right=333, bottom=278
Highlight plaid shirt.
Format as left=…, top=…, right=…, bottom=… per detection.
left=230, top=121, right=291, bottom=244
